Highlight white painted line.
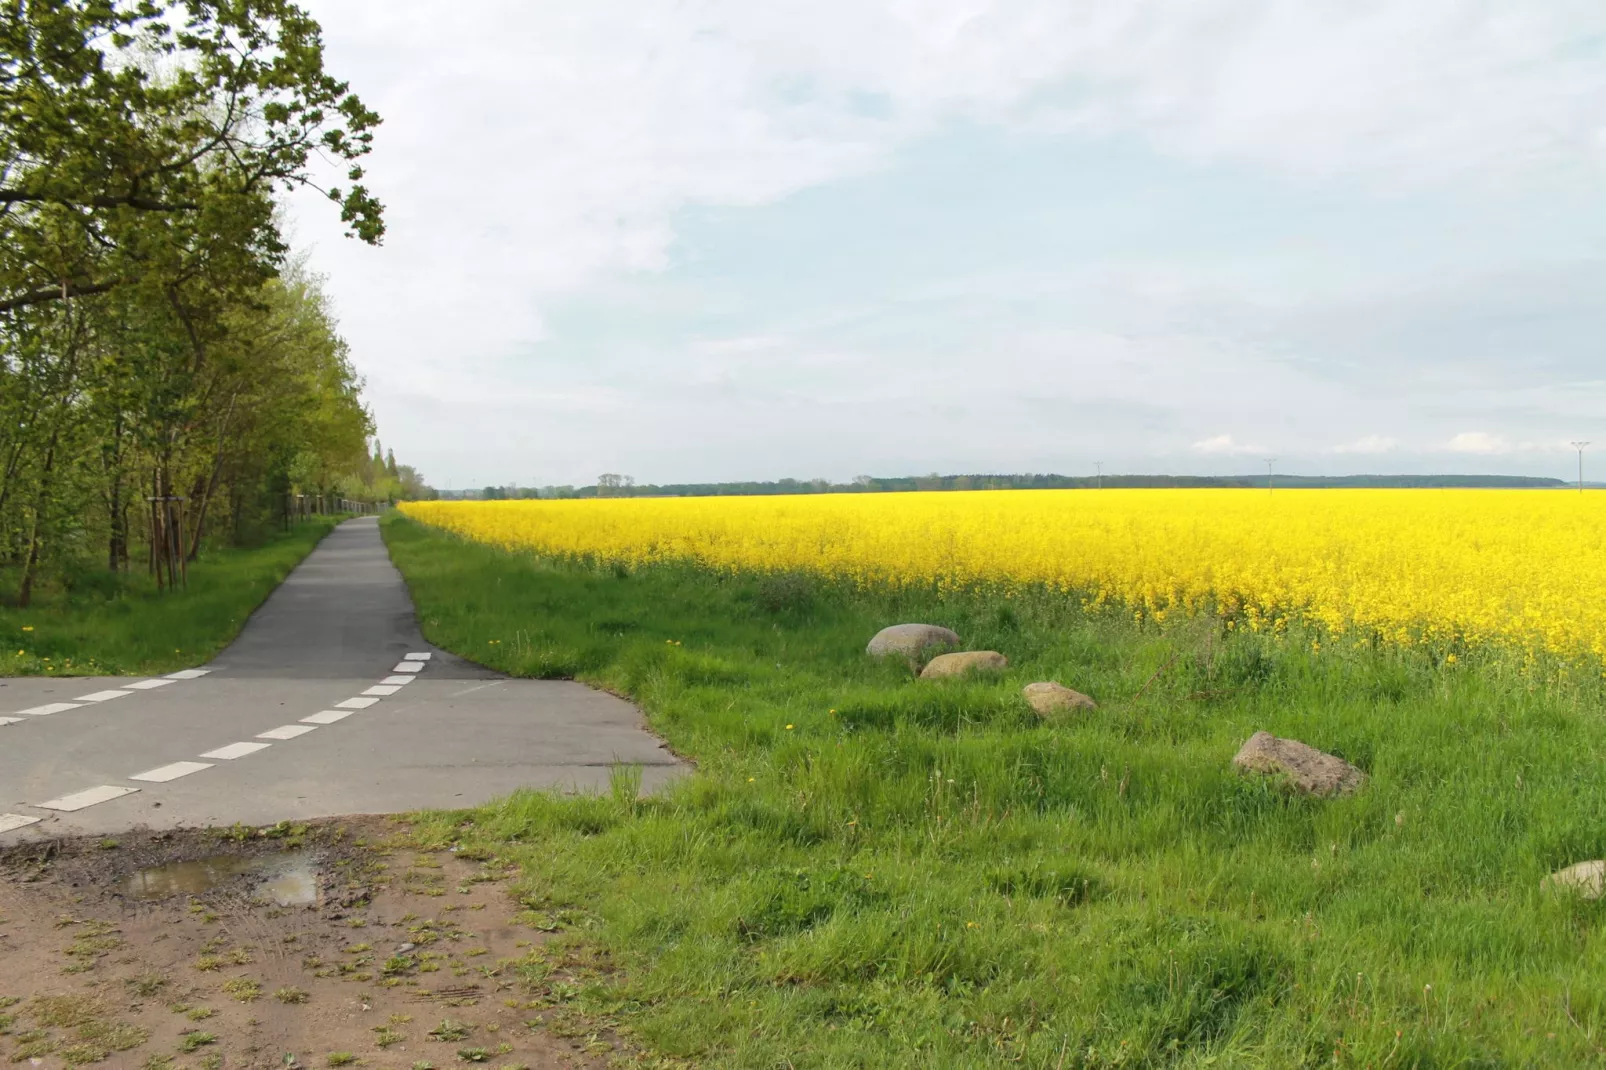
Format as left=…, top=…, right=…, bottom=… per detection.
left=131, top=761, right=212, bottom=783
left=301, top=710, right=353, bottom=725
left=335, top=696, right=379, bottom=709
left=258, top=724, right=317, bottom=740
left=125, top=678, right=175, bottom=690
left=38, top=785, right=139, bottom=812
left=0, top=813, right=42, bottom=834
left=17, top=702, right=82, bottom=716
left=199, top=741, right=271, bottom=760
left=165, top=669, right=211, bottom=680
left=380, top=675, right=415, bottom=686
left=404, top=652, right=432, bottom=661
left=392, top=662, right=424, bottom=673
left=75, top=689, right=133, bottom=702
left=362, top=685, right=402, bottom=696
left=0, top=717, right=22, bottom=727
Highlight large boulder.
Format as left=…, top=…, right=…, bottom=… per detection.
left=920, top=650, right=1008, bottom=679
left=1232, top=731, right=1367, bottom=797
left=1542, top=860, right=1606, bottom=900
left=1023, top=681, right=1096, bottom=716
left=866, top=624, right=960, bottom=662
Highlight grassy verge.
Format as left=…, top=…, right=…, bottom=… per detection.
left=384, top=513, right=1606, bottom=1068
left=0, top=517, right=341, bottom=677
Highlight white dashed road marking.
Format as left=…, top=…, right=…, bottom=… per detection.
left=199, top=741, right=271, bottom=760
left=301, top=710, right=354, bottom=725
left=38, top=785, right=139, bottom=812
left=5, top=653, right=429, bottom=828
left=258, top=724, right=317, bottom=740
left=131, top=761, right=213, bottom=783
left=17, top=702, right=81, bottom=716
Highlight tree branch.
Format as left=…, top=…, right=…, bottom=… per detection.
left=0, top=190, right=198, bottom=211
left=0, top=279, right=117, bottom=313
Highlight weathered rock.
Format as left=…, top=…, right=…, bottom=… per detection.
left=920, top=650, right=1008, bottom=679
left=1022, top=681, right=1096, bottom=716
left=1231, top=731, right=1367, bottom=797
left=1542, top=860, right=1606, bottom=900
left=866, top=623, right=961, bottom=662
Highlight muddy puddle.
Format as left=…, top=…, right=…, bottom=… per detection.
left=120, top=849, right=321, bottom=906
left=0, top=818, right=628, bottom=1068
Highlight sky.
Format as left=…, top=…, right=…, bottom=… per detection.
left=288, top=1, right=1606, bottom=489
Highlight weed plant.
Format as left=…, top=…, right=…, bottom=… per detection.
left=0, top=517, right=340, bottom=676
left=384, top=515, right=1606, bottom=1068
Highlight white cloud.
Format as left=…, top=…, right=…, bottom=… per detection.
left=296, top=1, right=1606, bottom=345
left=1191, top=434, right=1266, bottom=456
left=1331, top=435, right=1399, bottom=454
left=1445, top=431, right=1508, bottom=454
left=283, top=1, right=1606, bottom=482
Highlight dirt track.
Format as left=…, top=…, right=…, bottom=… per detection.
left=0, top=817, right=628, bottom=1068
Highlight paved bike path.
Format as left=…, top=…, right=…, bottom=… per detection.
left=0, top=518, right=683, bottom=840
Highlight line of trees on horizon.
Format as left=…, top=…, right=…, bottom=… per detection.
left=0, top=1, right=410, bottom=605
left=432, top=471, right=1570, bottom=502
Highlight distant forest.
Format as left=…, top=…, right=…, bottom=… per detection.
left=438, top=472, right=1570, bottom=500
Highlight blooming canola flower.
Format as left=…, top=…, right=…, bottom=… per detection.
left=400, top=490, right=1606, bottom=661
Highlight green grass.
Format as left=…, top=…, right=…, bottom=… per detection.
left=0, top=518, right=340, bottom=677
left=383, top=514, right=1606, bottom=1067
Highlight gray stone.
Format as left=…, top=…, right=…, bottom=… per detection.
left=1232, top=731, right=1367, bottom=797
left=866, top=623, right=961, bottom=662
left=920, top=650, right=1008, bottom=679
left=1022, top=681, right=1096, bottom=716
left=1542, top=860, right=1606, bottom=900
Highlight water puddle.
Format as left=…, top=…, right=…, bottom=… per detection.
left=121, top=851, right=320, bottom=906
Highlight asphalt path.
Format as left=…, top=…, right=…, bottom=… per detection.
left=0, top=518, right=684, bottom=840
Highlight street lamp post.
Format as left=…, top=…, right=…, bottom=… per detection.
left=1571, top=441, right=1590, bottom=493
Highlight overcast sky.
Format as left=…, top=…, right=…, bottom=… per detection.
left=289, top=2, right=1606, bottom=489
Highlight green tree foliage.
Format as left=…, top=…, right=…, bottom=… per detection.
left=0, top=1, right=416, bottom=605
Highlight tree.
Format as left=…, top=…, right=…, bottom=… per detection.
left=0, top=3, right=408, bottom=604
left=0, top=0, right=384, bottom=315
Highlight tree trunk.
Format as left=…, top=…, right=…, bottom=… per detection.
left=186, top=395, right=236, bottom=562
left=16, top=434, right=59, bottom=608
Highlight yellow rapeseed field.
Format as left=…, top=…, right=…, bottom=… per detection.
left=399, top=490, right=1606, bottom=660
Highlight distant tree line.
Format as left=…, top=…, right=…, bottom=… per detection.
left=430, top=471, right=1568, bottom=503
left=1, top=1, right=412, bottom=604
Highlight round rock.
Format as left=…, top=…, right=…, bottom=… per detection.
left=1022, top=681, right=1096, bottom=715
left=919, top=650, right=1008, bottom=679
left=866, top=623, right=961, bottom=661
left=1231, top=731, right=1367, bottom=797
left=1542, top=860, right=1606, bottom=900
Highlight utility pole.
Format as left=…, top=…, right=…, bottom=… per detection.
left=1572, top=441, right=1590, bottom=493
left=1095, top=461, right=1103, bottom=489
left=1264, top=458, right=1277, bottom=493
